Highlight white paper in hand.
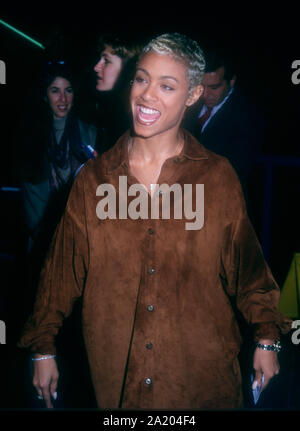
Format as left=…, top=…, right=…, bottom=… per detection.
left=251, top=374, right=264, bottom=404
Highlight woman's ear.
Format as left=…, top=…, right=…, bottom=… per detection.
left=186, top=85, right=204, bottom=107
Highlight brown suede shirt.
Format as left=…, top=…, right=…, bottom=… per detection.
left=19, top=130, right=290, bottom=409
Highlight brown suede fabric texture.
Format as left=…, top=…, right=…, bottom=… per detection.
left=19, top=130, right=291, bottom=409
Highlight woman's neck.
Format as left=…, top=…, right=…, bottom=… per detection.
left=129, top=129, right=184, bottom=164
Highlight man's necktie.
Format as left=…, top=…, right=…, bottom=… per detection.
left=198, top=107, right=212, bottom=130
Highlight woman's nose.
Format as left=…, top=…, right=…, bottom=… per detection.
left=141, top=84, right=156, bottom=101
left=59, top=91, right=66, bottom=102
left=94, top=59, right=103, bottom=73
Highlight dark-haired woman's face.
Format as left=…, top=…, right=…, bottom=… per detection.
left=46, top=77, right=74, bottom=119
left=94, top=47, right=122, bottom=91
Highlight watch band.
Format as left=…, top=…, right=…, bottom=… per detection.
left=255, top=340, right=282, bottom=352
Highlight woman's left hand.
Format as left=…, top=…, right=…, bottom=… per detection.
left=252, top=339, right=280, bottom=390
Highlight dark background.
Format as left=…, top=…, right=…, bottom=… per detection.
left=0, top=4, right=299, bottom=412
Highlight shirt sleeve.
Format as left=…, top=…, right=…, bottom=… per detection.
left=18, top=168, right=89, bottom=355
left=220, top=215, right=292, bottom=341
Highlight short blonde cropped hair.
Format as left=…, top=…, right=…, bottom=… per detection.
left=141, top=33, right=206, bottom=90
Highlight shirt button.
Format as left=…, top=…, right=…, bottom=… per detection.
left=145, top=378, right=152, bottom=385
left=148, top=228, right=154, bottom=235
left=158, top=190, right=163, bottom=196
left=174, top=157, right=180, bottom=163
left=147, top=304, right=154, bottom=312
left=148, top=267, right=155, bottom=275
left=146, top=342, right=153, bottom=350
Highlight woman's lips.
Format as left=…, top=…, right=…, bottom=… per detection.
left=136, top=105, right=161, bottom=125
left=57, top=105, right=68, bottom=112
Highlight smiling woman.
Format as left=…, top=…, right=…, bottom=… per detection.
left=131, top=53, right=201, bottom=141
left=14, top=62, right=97, bottom=318
left=46, top=77, right=74, bottom=119
left=18, top=33, right=291, bottom=410
left=16, top=63, right=97, bottom=253
left=128, top=35, right=204, bottom=193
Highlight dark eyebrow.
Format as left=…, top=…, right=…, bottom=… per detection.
left=49, top=86, right=73, bottom=90
left=136, top=67, right=150, bottom=75
left=102, top=52, right=112, bottom=59
left=136, top=68, right=179, bottom=83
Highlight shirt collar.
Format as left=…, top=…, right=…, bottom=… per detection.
left=200, top=85, right=235, bottom=118
left=105, top=129, right=209, bottom=175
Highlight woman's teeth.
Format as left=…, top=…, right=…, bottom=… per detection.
left=137, top=105, right=161, bottom=124
left=140, top=106, right=160, bottom=115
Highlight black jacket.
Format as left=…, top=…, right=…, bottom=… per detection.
left=183, top=87, right=265, bottom=196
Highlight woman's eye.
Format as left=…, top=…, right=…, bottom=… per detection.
left=134, top=76, right=146, bottom=84
left=161, top=84, right=174, bottom=91
left=66, top=88, right=73, bottom=94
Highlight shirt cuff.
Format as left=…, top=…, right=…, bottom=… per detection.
left=18, top=338, right=57, bottom=356
left=31, top=345, right=57, bottom=356
left=253, top=322, right=281, bottom=342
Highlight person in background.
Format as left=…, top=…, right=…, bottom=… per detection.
left=183, top=47, right=265, bottom=206
left=17, top=62, right=97, bottom=259
left=93, top=33, right=141, bottom=154
left=15, top=62, right=97, bottom=407
left=18, top=33, right=291, bottom=410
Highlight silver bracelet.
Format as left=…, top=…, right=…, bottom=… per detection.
left=32, top=354, right=56, bottom=361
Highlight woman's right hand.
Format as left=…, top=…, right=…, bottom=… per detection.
left=32, top=354, right=59, bottom=408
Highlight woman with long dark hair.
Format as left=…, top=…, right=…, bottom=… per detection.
left=15, top=63, right=97, bottom=321
left=17, top=63, right=96, bottom=254
left=93, top=33, right=141, bottom=153
left=14, top=62, right=97, bottom=408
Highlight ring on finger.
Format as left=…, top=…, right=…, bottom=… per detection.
left=37, top=394, right=43, bottom=400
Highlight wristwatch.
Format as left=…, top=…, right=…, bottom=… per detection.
left=255, top=340, right=282, bottom=352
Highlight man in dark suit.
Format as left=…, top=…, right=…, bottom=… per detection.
left=183, top=50, right=265, bottom=205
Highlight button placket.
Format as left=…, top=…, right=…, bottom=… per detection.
left=142, top=218, right=157, bottom=397
left=145, top=219, right=156, bottom=315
